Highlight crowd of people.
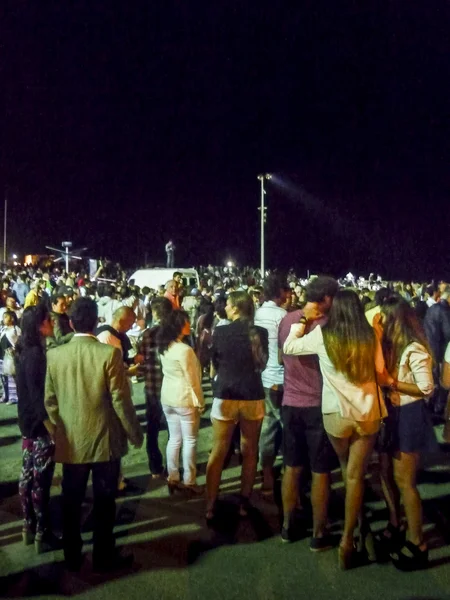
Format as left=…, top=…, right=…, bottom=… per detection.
left=2, top=261, right=450, bottom=574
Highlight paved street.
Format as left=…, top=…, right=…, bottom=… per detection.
left=1, top=382, right=450, bottom=599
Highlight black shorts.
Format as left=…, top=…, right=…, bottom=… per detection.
left=282, top=405, right=338, bottom=473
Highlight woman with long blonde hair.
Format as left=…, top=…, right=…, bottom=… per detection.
left=378, top=297, right=436, bottom=571
left=284, top=289, right=389, bottom=569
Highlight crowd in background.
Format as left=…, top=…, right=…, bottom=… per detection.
left=2, top=260, right=450, bottom=574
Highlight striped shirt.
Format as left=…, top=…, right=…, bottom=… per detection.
left=254, top=301, right=286, bottom=388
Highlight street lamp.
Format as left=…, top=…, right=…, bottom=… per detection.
left=61, top=241, right=72, bottom=274
left=257, top=173, right=271, bottom=279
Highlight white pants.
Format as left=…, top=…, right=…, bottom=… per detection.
left=162, top=405, right=200, bottom=485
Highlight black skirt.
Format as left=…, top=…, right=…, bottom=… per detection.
left=384, top=399, right=438, bottom=455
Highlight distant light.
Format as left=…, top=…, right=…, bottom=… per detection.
left=12, top=254, right=17, bottom=259
left=227, top=261, right=234, bottom=268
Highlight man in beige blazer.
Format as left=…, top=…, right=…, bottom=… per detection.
left=45, top=297, right=143, bottom=572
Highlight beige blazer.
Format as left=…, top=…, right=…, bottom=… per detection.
left=45, top=335, right=143, bottom=463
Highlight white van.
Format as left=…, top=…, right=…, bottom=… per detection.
left=128, top=268, right=200, bottom=291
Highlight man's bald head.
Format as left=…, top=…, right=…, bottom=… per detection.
left=112, top=306, right=136, bottom=333
left=165, top=280, right=178, bottom=296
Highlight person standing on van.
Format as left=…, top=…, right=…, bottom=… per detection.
left=165, top=240, right=175, bottom=268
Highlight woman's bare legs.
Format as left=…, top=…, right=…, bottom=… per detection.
left=328, top=432, right=377, bottom=549
left=239, top=418, right=263, bottom=500
left=205, top=418, right=236, bottom=515
left=392, top=451, right=424, bottom=547
left=379, top=452, right=401, bottom=529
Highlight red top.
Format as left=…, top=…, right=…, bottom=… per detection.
left=164, top=291, right=180, bottom=310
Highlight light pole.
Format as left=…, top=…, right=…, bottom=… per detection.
left=61, top=241, right=72, bottom=273
left=257, top=173, right=271, bottom=279
left=3, top=191, right=7, bottom=265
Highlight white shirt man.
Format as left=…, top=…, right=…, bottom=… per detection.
left=254, top=276, right=287, bottom=492
left=255, top=300, right=286, bottom=389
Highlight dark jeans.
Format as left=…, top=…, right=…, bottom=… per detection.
left=62, top=460, right=120, bottom=567
left=146, top=393, right=164, bottom=475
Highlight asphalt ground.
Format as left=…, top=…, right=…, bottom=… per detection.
left=1, top=381, right=450, bottom=600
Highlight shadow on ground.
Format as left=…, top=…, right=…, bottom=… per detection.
left=1, top=487, right=283, bottom=597
left=0, top=435, right=21, bottom=447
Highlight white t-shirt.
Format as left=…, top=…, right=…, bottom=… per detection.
left=254, top=301, right=286, bottom=387
left=96, top=330, right=122, bottom=354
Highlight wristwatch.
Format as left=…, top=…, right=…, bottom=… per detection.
left=299, top=317, right=307, bottom=325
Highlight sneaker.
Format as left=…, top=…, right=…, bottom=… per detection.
left=281, top=526, right=294, bottom=543
left=310, top=535, right=334, bottom=552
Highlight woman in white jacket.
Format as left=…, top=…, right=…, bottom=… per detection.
left=378, top=297, right=436, bottom=571
left=157, top=310, right=204, bottom=494
left=284, top=290, right=389, bottom=569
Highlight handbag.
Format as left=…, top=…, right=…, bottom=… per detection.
left=375, top=373, right=395, bottom=453
left=2, top=347, right=16, bottom=376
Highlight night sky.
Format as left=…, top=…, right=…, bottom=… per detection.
left=4, top=3, right=450, bottom=280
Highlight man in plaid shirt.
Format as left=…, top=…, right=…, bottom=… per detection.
left=139, top=297, right=173, bottom=478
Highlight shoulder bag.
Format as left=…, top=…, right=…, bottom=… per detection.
left=375, top=373, right=395, bottom=453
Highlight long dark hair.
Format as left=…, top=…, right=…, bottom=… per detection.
left=381, top=297, right=432, bottom=373
left=322, top=289, right=376, bottom=384
left=228, top=291, right=268, bottom=372
left=156, top=310, right=189, bottom=354
left=15, top=304, right=50, bottom=356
